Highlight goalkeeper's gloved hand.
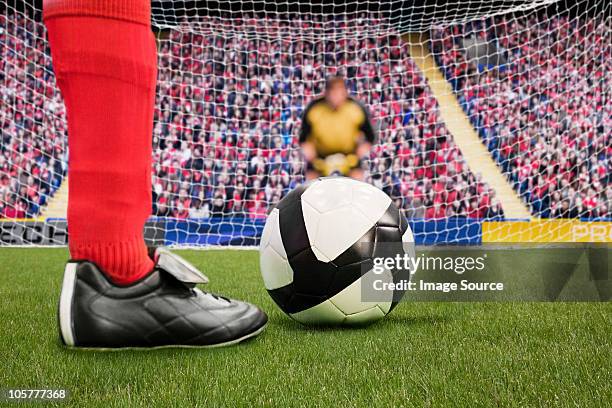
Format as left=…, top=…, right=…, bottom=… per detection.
left=313, top=153, right=359, bottom=176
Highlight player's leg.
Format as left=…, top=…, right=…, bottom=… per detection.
left=305, top=161, right=321, bottom=180
left=306, top=170, right=321, bottom=180
left=348, top=167, right=364, bottom=181
left=45, top=0, right=156, bottom=284
left=45, top=0, right=266, bottom=348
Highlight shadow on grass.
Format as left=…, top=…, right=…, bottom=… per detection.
left=273, top=312, right=452, bottom=333
left=51, top=312, right=452, bottom=358
left=53, top=336, right=265, bottom=359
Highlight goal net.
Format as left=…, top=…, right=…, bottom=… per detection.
left=0, top=0, right=609, bottom=247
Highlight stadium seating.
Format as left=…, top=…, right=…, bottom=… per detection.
left=431, top=14, right=611, bottom=219
left=151, top=15, right=499, bottom=220
left=2, top=13, right=516, bottom=220
left=0, top=13, right=67, bottom=218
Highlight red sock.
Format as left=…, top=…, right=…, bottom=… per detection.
left=44, top=0, right=156, bottom=284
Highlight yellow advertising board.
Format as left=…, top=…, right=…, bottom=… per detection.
left=482, top=220, right=612, bottom=243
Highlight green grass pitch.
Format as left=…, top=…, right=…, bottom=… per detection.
left=0, top=248, right=610, bottom=407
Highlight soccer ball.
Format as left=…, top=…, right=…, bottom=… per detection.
left=259, top=177, right=415, bottom=326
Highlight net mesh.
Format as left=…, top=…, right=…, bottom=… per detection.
left=0, top=0, right=609, bottom=246
left=431, top=4, right=610, bottom=220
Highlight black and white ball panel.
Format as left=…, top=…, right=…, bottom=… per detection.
left=260, top=177, right=415, bottom=324
left=290, top=267, right=394, bottom=325
left=259, top=208, right=293, bottom=291
left=266, top=182, right=342, bottom=313
left=301, top=177, right=392, bottom=262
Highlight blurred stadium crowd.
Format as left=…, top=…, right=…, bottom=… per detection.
left=0, top=12, right=608, bottom=220
left=432, top=14, right=610, bottom=219
left=152, top=15, right=499, bottom=220
left=1, top=13, right=67, bottom=218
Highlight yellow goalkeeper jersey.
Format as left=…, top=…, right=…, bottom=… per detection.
left=299, top=96, right=375, bottom=157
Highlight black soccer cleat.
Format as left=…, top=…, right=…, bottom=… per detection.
left=58, top=248, right=267, bottom=349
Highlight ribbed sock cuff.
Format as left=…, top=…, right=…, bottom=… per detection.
left=70, top=238, right=154, bottom=285
left=43, top=0, right=151, bottom=26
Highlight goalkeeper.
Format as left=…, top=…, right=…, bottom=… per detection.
left=299, top=77, right=375, bottom=180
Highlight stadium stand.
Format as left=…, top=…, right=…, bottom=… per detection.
left=7, top=12, right=610, bottom=222
left=0, top=12, right=67, bottom=219
left=431, top=14, right=611, bottom=219
left=151, top=15, right=502, bottom=220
